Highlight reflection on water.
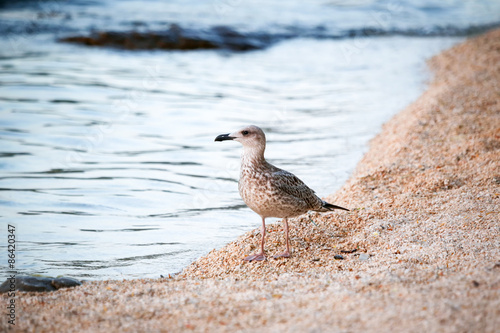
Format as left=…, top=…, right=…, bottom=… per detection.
left=0, top=33, right=462, bottom=279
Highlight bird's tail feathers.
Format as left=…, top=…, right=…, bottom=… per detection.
left=322, top=201, right=349, bottom=212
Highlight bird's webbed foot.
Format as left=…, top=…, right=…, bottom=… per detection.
left=243, top=252, right=266, bottom=262
left=273, top=251, right=291, bottom=259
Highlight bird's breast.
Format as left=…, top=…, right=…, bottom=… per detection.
left=238, top=167, right=306, bottom=218
left=238, top=167, right=273, bottom=216
left=239, top=168, right=267, bottom=202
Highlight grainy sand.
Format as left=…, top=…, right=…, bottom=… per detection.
left=6, top=29, right=500, bottom=333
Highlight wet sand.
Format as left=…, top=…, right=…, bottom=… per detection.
left=6, top=28, right=500, bottom=332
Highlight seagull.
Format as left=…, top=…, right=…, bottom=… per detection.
left=215, top=125, right=349, bottom=261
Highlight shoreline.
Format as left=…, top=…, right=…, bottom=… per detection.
left=7, top=28, right=500, bottom=332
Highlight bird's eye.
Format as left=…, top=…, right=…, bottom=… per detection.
left=242, top=130, right=249, bottom=136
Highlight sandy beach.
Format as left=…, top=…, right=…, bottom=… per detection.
left=5, top=28, right=499, bottom=332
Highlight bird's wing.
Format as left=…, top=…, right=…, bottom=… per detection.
left=271, top=170, right=320, bottom=208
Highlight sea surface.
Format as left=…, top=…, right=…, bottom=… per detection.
left=0, top=0, right=499, bottom=280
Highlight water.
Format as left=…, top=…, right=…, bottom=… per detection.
left=0, top=1, right=498, bottom=280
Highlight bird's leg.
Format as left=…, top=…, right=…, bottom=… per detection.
left=273, top=217, right=291, bottom=259
left=243, top=217, right=267, bottom=262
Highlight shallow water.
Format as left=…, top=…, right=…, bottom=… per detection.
left=0, top=0, right=498, bottom=280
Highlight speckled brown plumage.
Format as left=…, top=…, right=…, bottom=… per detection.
left=215, top=125, right=348, bottom=260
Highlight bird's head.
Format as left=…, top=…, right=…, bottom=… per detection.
left=215, top=125, right=266, bottom=150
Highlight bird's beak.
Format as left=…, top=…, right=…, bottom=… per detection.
left=214, top=133, right=235, bottom=142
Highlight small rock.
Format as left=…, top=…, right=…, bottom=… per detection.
left=334, top=255, right=344, bottom=260
left=0, top=275, right=81, bottom=293
left=359, top=253, right=370, bottom=261
left=51, top=277, right=82, bottom=290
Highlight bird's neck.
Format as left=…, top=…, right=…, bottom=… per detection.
left=240, top=145, right=266, bottom=169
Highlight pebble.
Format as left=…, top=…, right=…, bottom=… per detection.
left=359, top=253, right=370, bottom=261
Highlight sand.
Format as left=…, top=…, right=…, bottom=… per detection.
left=5, top=28, right=499, bottom=332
